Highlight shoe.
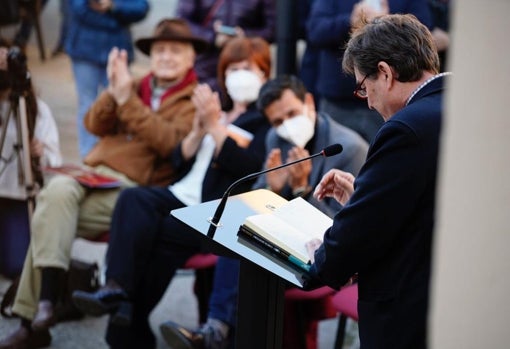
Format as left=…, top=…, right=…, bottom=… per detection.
left=159, top=321, right=228, bottom=349
left=31, top=301, right=56, bottom=331
left=72, top=285, right=128, bottom=318
left=0, top=326, right=51, bottom=349
left=109, top=300, right=132, bottom=327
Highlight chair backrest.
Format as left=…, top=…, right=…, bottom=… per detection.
left=332, top=283, right=358, bottom=321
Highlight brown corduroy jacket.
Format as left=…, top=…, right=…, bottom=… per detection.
left=83, top=76, right=196, bottom=186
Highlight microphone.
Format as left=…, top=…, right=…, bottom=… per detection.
left=206, top=143, right=343, bottom=238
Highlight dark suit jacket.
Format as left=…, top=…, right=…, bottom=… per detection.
left=311, top=76, right=448, bottom=349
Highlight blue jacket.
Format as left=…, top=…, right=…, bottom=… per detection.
left=65, top=0, right=149, bottom=65
left=311, top=75, right=448, bottom=349
left=254, top=112, right=368, bottom=217
left=306, top=0, right=432, bottom=104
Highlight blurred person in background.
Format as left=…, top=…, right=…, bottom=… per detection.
left=0, top=37, right=62, bottom=279
left=0, top=19, right=204, bottom=349
left=305, top=0, right=432, bottom=143
left=65, top=0, right=149, bottom=158
left=177, top=0, right=276, bottom=107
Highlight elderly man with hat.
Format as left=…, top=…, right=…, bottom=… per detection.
left=0, top=18, right=207, bottom=349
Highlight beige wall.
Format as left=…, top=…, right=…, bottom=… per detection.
left=430, top=1, right=510, bottom=348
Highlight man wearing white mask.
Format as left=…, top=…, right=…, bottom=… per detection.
left=254, top=74, right=369, bottom=216
left=160, top=75, right=368, bottom=349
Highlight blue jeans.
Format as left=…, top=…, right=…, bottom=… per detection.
left=208, top=257, right=240, bottom=327
left=71, top=59, right=108, bottom=158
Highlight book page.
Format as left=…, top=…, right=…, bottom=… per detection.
left=273, top=197, right=332, bottom=240
left=244, top=214, right=312, bottom=263
left=243, top=197, right=333, bottom=264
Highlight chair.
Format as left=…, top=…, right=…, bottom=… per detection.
left=283, top=286, right=337, bottom=349
left=83, top=231, right=218, bottom=324
left=181, top=253, right=218, bottom=324
left=332, top=284, right=358, bottom=349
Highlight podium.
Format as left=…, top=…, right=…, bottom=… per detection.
left=171, top=189, right=313, bottom=349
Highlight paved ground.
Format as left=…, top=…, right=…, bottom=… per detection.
left=0, top=1, right=359, bottom=347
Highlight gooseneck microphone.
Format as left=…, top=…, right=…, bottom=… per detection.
left=206, top=143, right=343, bottom=238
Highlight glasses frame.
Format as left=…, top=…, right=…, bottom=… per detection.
left=353, top=74, right=370, bottom=99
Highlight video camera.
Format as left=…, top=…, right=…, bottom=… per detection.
left=3, top=46, right=31, bottom=96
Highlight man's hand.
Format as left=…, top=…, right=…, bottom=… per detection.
left=305, top=238, right=322, bottom=264
left=107, top=47, right=133, bottom=106
left=30, top=138, right=44, bottom=158
left=265, top=148, right=289, bottom=193
left=89, top=0, right=113, bottom=13
left=313, top=169, right=355, bottom=205
left=213, top=20, right=244, bottom=48
left=287, top=147, right=312, bottom=190
left=351, top=0, right=389, bottom=26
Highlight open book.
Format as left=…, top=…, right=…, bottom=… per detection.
left=43, top=165, right=121, bottom=189
left=238, top=197, right=332, bottom=272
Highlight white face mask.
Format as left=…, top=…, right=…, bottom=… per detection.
left=225, top=69, right=263, bottom=103
left=275, top=110, right=315, bottom=148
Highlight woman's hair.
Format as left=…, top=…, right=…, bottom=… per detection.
left=343, top=14, right=440, bottom=82
left=217, top=37, right=272, bottom=94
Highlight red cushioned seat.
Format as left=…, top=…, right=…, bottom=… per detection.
left=283, top=286, right=337, bottom=349
left=332, top=284, right=358, bottom=349
left=183, top=253, right=218, bottom=269
left=332, top=283, right=358, bottom=321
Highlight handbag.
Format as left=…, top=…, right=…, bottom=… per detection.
left=1, top=258, right=99, bottom=322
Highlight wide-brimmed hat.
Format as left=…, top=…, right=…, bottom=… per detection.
left=135, top=18, right=208, bottom=55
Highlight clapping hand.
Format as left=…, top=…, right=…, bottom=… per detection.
left=107, top=47, right=133, bottom=106
left=286, top=147, right=312, bottom=190
left=191, top=84, right=222, bottom=132
left=265, top=149, right=289, bottom=193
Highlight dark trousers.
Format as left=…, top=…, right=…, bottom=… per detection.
left=104, top=186, right=203, bottom=349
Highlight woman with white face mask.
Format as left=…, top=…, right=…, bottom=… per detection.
left=71, top=37, right=273, bottom=349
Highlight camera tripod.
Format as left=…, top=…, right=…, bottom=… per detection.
left=0, top=90, right=37, bottom=218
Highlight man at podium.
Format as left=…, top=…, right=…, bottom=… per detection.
left=310, top=14, right=450, bottom=349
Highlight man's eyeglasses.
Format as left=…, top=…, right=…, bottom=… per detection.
left=353, top=74, right=369, bottom=99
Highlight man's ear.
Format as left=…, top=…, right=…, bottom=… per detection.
left=304, top=92, right=316, bottom=112
left=377, top=61, right=395, bottom=89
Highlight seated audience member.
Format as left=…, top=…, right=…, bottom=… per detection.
left=159, top=75, right=369, bottom=349
left=71, top=37, right=273, bottom=349
left=0, top=19, right=205, bottom=349
left=0, top=37, right=62, bottom=278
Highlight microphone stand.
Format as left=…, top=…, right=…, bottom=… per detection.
left=206, top=144, right=343, bottom=238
